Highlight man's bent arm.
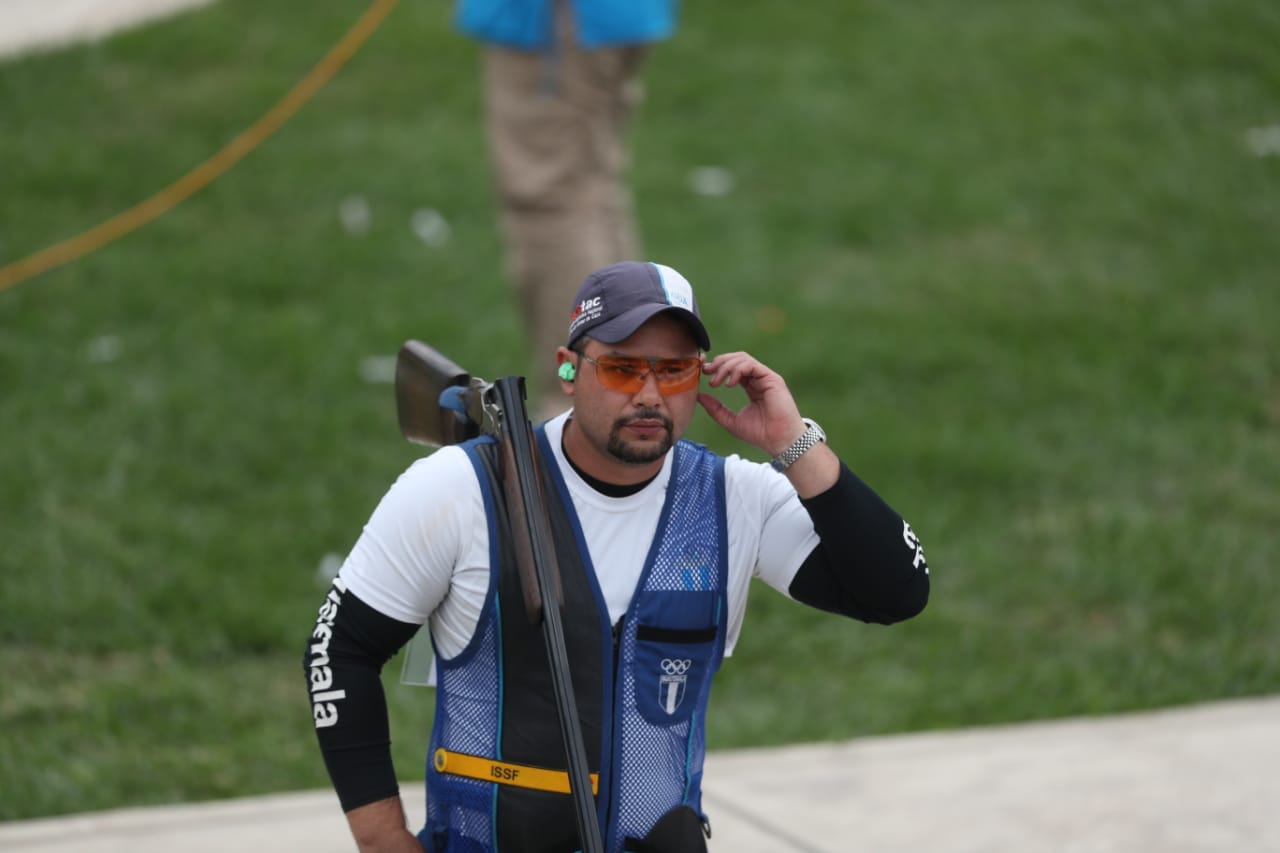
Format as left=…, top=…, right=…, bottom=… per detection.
left=304, top=580, right=421, bottom=844
left=788, top=460, right=930, bottom=624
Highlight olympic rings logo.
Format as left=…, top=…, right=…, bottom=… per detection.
left=660, top=658, right=692, bottom=675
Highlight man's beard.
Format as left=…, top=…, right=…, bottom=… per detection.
left=607, top=409, right=674, bottom=464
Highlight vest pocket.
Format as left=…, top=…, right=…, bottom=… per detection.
left=632, top=624, right=717, bottom=726
left=424, top=774, right=493, bottom=852
left=421, top=820, right=488, bottom=853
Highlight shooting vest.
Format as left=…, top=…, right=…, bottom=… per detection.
left=420, top=429, right=728, bottom=853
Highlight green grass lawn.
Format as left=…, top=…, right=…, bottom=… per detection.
left=2, top=0, right=1278, bottom=822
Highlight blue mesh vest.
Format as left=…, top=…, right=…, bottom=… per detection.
left=420, top=427, right=728, bottom=853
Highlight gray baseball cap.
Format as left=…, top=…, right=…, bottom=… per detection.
left=566, top=261, right=712, bottom=351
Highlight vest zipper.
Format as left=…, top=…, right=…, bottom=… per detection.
left=600, top=615, right=625, bottom=847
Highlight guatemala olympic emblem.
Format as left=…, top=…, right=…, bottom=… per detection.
left=658, top=658, right=692, bottom=715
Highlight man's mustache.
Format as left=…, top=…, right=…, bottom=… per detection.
left=615, top=409, right=672, bottom=432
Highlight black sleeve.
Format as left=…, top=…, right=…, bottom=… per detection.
left=786, top=461, right=930, bottom=624
left=303, top=580, right=422, bottom=812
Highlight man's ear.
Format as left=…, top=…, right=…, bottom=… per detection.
left=555, top=347, right=577, bottom=389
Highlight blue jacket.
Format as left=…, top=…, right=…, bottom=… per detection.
left=456, top=0, right=679, bottom=49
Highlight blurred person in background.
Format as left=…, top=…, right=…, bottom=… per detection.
left=459, top=0, right=676, bottom=419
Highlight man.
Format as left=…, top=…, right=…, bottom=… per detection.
left=456, top=0, right=674, bottom=416
left=305, top=261, right=931, bottom=852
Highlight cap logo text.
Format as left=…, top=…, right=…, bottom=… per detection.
left=568, top=296, right=605, bottom=339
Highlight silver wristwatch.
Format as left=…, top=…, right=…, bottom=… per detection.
left=770, top=418, right=826, bottom=472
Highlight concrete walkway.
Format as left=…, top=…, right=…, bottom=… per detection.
left=2, top=696, right=1277, bottom=852
left=0, top=0, right=216, bottom=60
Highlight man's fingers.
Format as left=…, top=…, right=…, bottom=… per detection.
left=703, top=360, right=735, bottom=388
left=704, top=352, right=766, bottom=390
left=697, top=392, right=733, bottom=426
left=698, top=393, right=752, bottom=439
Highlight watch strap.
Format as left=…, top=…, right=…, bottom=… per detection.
left=770, top=418, right=825, bottom=472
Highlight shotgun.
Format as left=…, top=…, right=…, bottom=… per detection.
left=393, top=340, right=604, bottom=853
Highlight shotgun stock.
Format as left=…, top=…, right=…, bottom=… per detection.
left=394, top=339, right=483, bottom=447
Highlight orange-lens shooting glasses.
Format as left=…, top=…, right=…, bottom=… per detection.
left=580, top=353, right=703, bottom=395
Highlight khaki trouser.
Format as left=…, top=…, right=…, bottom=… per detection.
left=484, top=12, right=650, bottom=415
